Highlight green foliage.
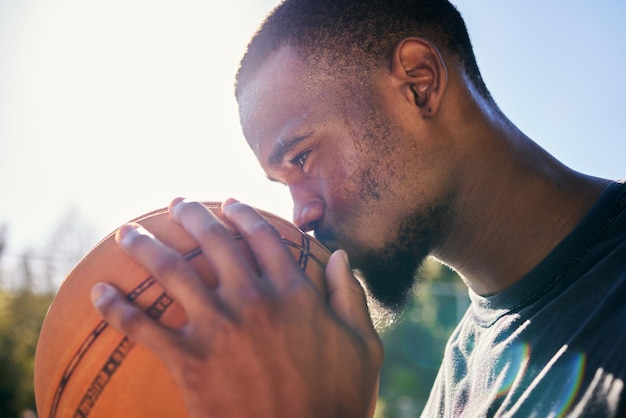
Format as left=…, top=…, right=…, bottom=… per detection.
left=0, top=225, right=56, bottom=417
left=0, top=288, right=54, bottom=417
left=376, top=259, right=469, bottom=418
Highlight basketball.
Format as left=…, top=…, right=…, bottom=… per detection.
left=34, top=202, right=331, bottom=418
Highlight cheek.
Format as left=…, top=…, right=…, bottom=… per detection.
left=318, top=156, right=361, bottom=221
left=323, top=156, right=384, bottom=231
left=324, top=143, right=382, bottom=206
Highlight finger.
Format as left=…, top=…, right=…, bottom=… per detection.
left=325, top=250, right=381, bottom=349
left=91, top=282, right=179, bottom=357
left=116, top=222, right=216, bottom=317
left=168, top=198, right=259, bottom=297
left=221, top=200, right=305, bottom=292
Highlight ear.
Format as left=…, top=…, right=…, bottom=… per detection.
left=390, top=38, right=448, bottom=117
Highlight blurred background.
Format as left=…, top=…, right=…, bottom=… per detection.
left=1, top=1, right=624, bottom=416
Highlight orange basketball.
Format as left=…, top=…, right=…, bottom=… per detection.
left=34, top=202, right=330, bottom=418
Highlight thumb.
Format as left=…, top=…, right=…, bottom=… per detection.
left=326, top=250, right=383, bottom=415
left=325, top=250, right=377, bottom=339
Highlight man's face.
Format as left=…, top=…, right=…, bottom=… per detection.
left=237, top=46, right=454, bottom=312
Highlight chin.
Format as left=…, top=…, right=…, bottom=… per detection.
left=349, top=204, right=452, bottom=317
left=356, top=243, right=427, bottom=314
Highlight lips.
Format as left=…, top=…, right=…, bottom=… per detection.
left=313, top=227, right=340, bottom=252
left=313, top=226, right=364, bottom=266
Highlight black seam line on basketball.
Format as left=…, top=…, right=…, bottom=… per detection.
left=125, top=246, right=204, bottom=302
left=72, top=294, right=173, bottom=418
left=49, top=246, right=204, bottom=417
left=72, top=337, right=136, bottom=418
left=145, top=292, right=175, bottom=320
left=282, top=238, right=326, bottom=270
left=48, top=320, right=109, bottom=418
left=298, top=231, right=310, bottom=271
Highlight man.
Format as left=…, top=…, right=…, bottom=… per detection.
left=91, top=0, right=626, bottom=416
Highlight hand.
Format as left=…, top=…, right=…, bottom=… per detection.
left=91, top=198, right=383, bottom=418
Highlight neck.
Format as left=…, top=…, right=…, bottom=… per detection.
left=432, top=104, right=610, bottom=296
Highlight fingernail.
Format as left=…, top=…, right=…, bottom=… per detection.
left=116, top=223, right=151, bottom=247
left=340, top=250, right=350, bottom=267
left=169, top=197, right=186, bottom=209
left=116, top=223, right=137, bottom=246
left=91, top=282, right=110, bottom=305
left=223, top=197, right=240, bottom=206
left=221, top=198, right=241, bottom=214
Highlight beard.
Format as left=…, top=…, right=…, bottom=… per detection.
left=319, top=200, right=452, bottom=326
left=357, top=228, right=428, bottom=314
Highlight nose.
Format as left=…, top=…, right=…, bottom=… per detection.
left=291, top=190, right=325, bottom=233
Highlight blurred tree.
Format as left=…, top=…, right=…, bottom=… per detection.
left=0, top=252, right=54, bottom=416
left=376, top=259, right=469, bottom=418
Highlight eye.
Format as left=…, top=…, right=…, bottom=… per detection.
left=292, top=150, right=310, bottom=171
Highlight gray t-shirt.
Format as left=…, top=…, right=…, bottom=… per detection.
left=422, top=180, right=626, bottom=417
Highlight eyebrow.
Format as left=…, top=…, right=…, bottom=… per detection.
left=268, top=132, right=313, bottom=167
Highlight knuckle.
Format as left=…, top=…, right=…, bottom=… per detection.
left=242, top=289, right=275, bottom=314
left=196, top=219, right=229, bottom=242
left=285, top=279, right=317, bottom=305
left=151, top=249, right=185, bottom=278
left=280, top=281, right=324, bottom=322
left=237, top=288, right=280, bottom=323
left=118, top=306, right=146, bottom=337
left=224, top=201, right=251, bottom=217
left=247, top=219, right=277, bottom=237
left=177, top=200, right=205, bottom=217
left=346, top=276, right=368, bottom=299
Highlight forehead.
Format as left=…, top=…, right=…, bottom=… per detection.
left=237, top=46, right=339, bottom=155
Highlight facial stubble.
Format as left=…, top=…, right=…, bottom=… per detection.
left=356, top=201, right=450, bottom=316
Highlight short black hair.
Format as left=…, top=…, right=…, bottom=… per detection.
left=235, top=0, right=492, bottom=102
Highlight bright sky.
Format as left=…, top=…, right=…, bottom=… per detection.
left=1, top=1, right=625, bottom=279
